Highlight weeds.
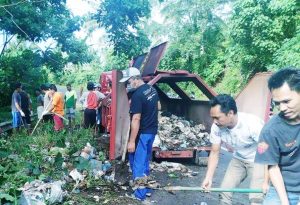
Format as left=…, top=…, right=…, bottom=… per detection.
left=0, top=122, right=98, bottom=204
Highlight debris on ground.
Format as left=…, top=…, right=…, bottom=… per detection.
left=69, top=169, right=84, bottom=182
left=80, top=142, right=96, bottom=159
left=130, top=176, right=161, bottom=191
left=155, top=113, right=211, bottom=150
left=19, top=180, right=66, bottom=205
left=151, top=162, right=195, bottom=177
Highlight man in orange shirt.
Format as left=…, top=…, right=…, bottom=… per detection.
left=46, top=84, right=64, bottom=131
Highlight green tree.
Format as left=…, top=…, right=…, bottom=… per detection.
left=0, top=0, right=93, bottom=66
left=0, top=0, right=95, bottom=107
left=94, top=0, right=151, bottom=58
left=0, top=46, right=47, bottom=107
left=270, top=30, right=300, bottom=70
left=158, top=0, right=227, bottom=85
left=230, top=0, right=298, bottom=75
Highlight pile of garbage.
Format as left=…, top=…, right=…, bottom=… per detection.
left=19, top=143, right=114, bottom=204
left=155, top=113, right=211, bottom=150
left=151, top=162, right=197, bottom=177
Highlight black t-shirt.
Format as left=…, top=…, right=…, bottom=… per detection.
left=130, top=84, right=159, bottom=134
left=255, top=115, right=300, bottom=192
left=20, top=91, right=30, bottom=110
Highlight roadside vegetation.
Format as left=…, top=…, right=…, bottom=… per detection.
left=0, top=0, right=299, bottom=203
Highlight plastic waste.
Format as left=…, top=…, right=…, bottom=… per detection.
left=69, top=169, right=84, bottom=182
left=19, top=180, right=65, bottom=205
left=102, top=161, right=111, bottom=172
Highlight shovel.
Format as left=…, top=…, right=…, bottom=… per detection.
left=121, top=120, right=131, bottom=162
left=163, top=186, right=263, bottom=193
left=31, top=99, right=52, bottom=135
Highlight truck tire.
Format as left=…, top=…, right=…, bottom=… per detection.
left=194, top=150, right=209, bottom=166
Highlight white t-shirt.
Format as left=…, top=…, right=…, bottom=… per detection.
left=210, top=112, right=264, bottom=162
left=43, top=91, right=51, bottom=109
left=94, top=90, right=105, bottom=100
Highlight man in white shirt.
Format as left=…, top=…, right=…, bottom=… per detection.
left=201, top=94, right=265, bottom=205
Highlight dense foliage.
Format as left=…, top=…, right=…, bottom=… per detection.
left=94, top=0, right=151, bottom=58
left=0, top=0, right=299, bottom=107
left=230, top=0, right=299, bottom=75
left=0, top=0, right=93, bottom=107
left=152, top=0, right=299, bottom=94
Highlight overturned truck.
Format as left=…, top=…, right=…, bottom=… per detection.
left=99, top=42, right=216, bottom=164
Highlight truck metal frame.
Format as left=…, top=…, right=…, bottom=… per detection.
left=99, top=42, right=273, bottom=163
left=100, top=42, right=216, bottom=162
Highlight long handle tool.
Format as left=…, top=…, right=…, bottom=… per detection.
left=31, top=99, right=52, bottom=136
left=163, top=186, right=263, bottom=193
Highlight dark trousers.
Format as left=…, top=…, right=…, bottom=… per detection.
left=84, top=108, right=96, bottom=128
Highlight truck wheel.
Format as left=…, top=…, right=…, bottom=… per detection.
left=194, top=150, right=209, bottom=166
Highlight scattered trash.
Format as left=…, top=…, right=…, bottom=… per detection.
left=89, top=159, right=103, bottom=171
left=80, top=143, right=96, bottom=160
left=104, top=171, right=115, bottom=182
left=19, top=180, right=65, bottom=205
left=131, top=176, right=160, bottom=190
left=102, top=161, right=112, bottom=172
left=48, top=181, right=65, bottom=204
left=152, top=162, right=190, bottom=173
left=151, top=162, right=195, bottom=177
left=120, top=186, right=128, bottom=190
left=93, top=195, right=100, bottom=202
left=155, top=113, right=211, bottom=150
left=69, top=169, right=84, bottom=182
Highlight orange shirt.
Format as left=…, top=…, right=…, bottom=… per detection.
left=52, top=92, right=64, bottom=116
left=86, top=91, right=98, bottom=109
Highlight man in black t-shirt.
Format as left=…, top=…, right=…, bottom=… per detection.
left=120, top=67, right=159, bottom=201
left=255, top=67, right=300, bottom=205
left=20, top=86, right=32, bottom=129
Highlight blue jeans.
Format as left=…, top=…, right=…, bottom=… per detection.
left=128, top=133, right=155, bottom=200
left=12, top=111, right=22, bottom=128
left=263, top=186, right=300, bottom=205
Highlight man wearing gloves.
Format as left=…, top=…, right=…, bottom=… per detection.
left=11, top=82, right=25, bottom=132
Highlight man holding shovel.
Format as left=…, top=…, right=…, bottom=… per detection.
left=120, top=67, right=159, bottom=201
left=201, top=94, right=265, bottom=205
left=43, top=84, right=64, bottom=131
